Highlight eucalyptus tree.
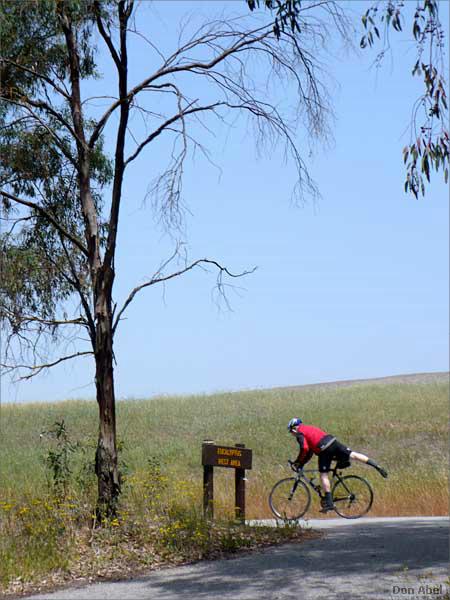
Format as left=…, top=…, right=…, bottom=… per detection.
left=0, top=0, right=447, bottom=519
left=250, top=0, right=449, bottom=193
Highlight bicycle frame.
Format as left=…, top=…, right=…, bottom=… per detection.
left=292, top=463, right=349, bottom=499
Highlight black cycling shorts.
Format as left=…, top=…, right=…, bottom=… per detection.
left=318, top=439, right=352, bottom=473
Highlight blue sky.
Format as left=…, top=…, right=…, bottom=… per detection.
left=2, top=0, right=448, bottom=403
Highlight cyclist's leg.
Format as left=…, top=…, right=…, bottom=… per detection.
left=318, top=450, right=332, bottom=490
left=349, top=451, right=388, bottom=478
left=319, top=471, right=331, bottom=492
left=349, top=450, right=369, bottom=462
left=318, top=450, right=334, bottom=511
left=333, top=440, right=352, bottom=461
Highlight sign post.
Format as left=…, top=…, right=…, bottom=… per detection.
left=201, top=441, right=253, bottom=522
left=202, top=441, right=215, bottom=518
left=234, top=444, right=246, bottom=522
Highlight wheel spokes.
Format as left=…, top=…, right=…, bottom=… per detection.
left=269, top=478, right=310, bottom=520
left=332, top=476, right=373, bottom=519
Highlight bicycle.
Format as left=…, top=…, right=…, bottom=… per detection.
left=269, top=460, right=374, bottom=520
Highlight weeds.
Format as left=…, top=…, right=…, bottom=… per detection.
left=0, top=422, right=317, bottom=595
left=40, top=419, right=79, bottom=502
left=0, top=498, right=77, bottom=588
left=0, top=381, right=447, bottom=595
left=0, top=471, right=314, bottom=596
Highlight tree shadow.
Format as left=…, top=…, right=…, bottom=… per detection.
left=122, top=521, right=449, bottom=600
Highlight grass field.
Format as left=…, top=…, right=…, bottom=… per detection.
left=2, top=375, right=448, bottom=518
left=0, top=375, right=448, bottom=595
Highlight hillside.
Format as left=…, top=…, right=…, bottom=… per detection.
left=269, top=371, right=448, bottom=392
left=1, top=372, right=448, bottom=518
left=0, top=372, right=448, bottom=596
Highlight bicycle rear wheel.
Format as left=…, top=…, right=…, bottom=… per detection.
left=269, top=477, right=311, bottom=520
left=332, top=475, right=373, bottom=519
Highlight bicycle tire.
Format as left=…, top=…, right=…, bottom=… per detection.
left=269, top=477, right=311, bottom=520
left=332, top=475, right=373, bottom=519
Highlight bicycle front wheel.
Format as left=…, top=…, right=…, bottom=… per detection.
left=269, top=477, right=311, bottom=520
left=332, top=475, right=373, bottom=519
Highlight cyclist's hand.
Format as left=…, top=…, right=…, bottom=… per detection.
left=288, top=460, right=303, bottom=473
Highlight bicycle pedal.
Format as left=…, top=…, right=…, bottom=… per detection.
left=319, top=505, right=335, bottom=513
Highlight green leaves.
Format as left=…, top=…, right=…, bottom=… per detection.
left=0, top=1, right=115, bottom=341
left=360, top=3, right=402, bottom=47
left=246, top=0, right=302, bottom=39
left=359, top=0, right=449, bottom=198
left=361, top=8, right=381, bottom=48
left=1, top=236, right=70, bottom=330
left=403, top=131, right=449, bottom=198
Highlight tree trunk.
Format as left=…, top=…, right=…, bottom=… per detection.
left=94, top=278, right=120, bottom=521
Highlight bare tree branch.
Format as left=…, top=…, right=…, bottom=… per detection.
left=124, top=101, right=226, bottom=166
left=113, top=258, right=257, bottom=334
left=0, top=307, right=86, bottom=328
left=1, top=351, right=93, bottom=381
left=103, top=0, right=134, bottom=272
left=93, top=0, right=121, bottom=69
left=89, top=25, right=272, bottom=149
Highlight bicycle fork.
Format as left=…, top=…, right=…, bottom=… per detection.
left=288, top=478, right=300, bottom=500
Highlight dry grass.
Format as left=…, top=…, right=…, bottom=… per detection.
left=0, top=480, right=319, bottom=598
left=0, top=377, right=448, bottom=595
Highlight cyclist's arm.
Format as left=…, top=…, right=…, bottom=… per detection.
left=295, top=449, right=313, bottom=468
left=294, top=433, right=313, bottom=467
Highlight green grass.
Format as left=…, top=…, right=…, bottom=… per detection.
left=1, top=380, right=448, bottom=515
left=0, top=379, right=448, bottom=595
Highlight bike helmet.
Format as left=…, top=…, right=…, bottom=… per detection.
left=287, top=417, right=302, bottom=432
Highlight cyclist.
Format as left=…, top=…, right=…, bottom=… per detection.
left=287, top=418, right=388, bottom=513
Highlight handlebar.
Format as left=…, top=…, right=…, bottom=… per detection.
left=288, top=459, right=303, bottom=474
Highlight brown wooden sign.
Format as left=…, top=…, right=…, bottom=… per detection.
left=202, top=441, right=252, bottom=522
left=202, top=443, right=252, bottom=470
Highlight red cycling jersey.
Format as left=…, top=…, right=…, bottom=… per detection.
left=295, top=424, right=328, bottom=452
left=293, top=424, right=331, bottom=466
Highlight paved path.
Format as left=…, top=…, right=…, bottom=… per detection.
left=24, top=517, right=448, bottom=600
